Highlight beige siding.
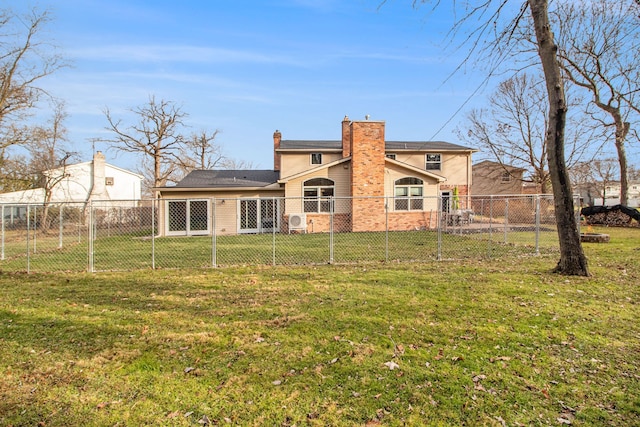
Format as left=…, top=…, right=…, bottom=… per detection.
left=280, top=152, right=343, bottom=178
left=389, top=152, right=471, bottom=186
left=158, top=190, right=284, bottom=236
left=283, top=163, right=351, bottom=215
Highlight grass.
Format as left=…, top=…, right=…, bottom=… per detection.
left=0, top=227, right=638, bottom=426
left=1, top=226, right=561, bottom=272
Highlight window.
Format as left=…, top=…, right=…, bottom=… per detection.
left=166, top=199, right=210, bottom=235
left=303, top=178, right=334, bottom=212
left=394, top=177, right=424, bottom=211
left=105, top=177, right=114, bottom=186
left=311, top=153, right=322, bottom=165
left=501, top=172, right=511, bottom=182
left=425, top=154, right=441, bottom=170
left=386, top=153, right=396, bottom=160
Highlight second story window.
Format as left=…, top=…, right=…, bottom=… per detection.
left=311, top=153, right=322, bottom=165
left=386, top=153, right=397, bottom=160
left=425, top=154, right=441, bottom=170
left=501, top=172, right=511, bottom=182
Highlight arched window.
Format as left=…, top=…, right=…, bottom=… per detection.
left=395, top=177, right=424, bottom=211
left=303, top=178, right=334, bottom=212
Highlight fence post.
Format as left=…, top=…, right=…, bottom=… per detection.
left=385, top=197, right=389, bottom=263
left=329, top=197, right=334, bottom=264
left=26, top=205, right=31, bottom=273
left=488, top=196, right=494, bottom=259
left=271, top=197, right=276, bottom=266
left=151, top=199, right=156, bottom=270
left=1, top=205, right=4, bottom=261
left=212, top=198, right=217, bottom=268
left=535, top=195, right=540, bottom=255
left=88, top=202, right=94, bottom=272
left=504, top=198, right=509, bottom=244
left=59, top=204, right=64, bottom=249
left=437, top=196, right=442, bottom=261
left=33, top=207, right=37, bottom=254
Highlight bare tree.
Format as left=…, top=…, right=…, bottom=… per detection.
left=528, top=0, right=589, bottom=275
left=555, top=0, right=640, bottom=206
left=0, top=151, right=31, bottom=192
left=462, top=73, right=593, bottom=193
left=0, top=7, right=66, bottom=149
left=103, top=96, right=187, bottom=196
left=571, top=159, right=619, bottom=207
left=172, top=129, right=225, bottom=180
left=27, top=101, right=75, bottom=230
left=220, top=158, right=257, bottom=170
left=409, top=0, right=589, bottom=275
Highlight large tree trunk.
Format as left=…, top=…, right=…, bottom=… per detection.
left=615, top=119, right=630, bottom=206
left=528, top=0, right=589, bottom=276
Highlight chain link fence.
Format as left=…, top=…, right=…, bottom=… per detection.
left=0, top=195, right=572, bottom=272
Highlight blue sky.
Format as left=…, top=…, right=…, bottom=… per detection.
left=18, top=0, right=507, bottom=171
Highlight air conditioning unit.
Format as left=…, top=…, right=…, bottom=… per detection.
left=288, top=213, right=307, bottom=233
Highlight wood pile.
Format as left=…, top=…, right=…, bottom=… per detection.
left=581, top=204, right=640, bottom=227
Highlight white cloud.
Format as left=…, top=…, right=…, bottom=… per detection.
left=68, top=44, right=306, bottom=66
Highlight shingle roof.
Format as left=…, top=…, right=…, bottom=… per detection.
left=175, top=170, right=280, bottom=188
left=278, top=140, right=475, bottom=151
left=385, top=140, right=475, bottom=151
left=279, top=140, right=342, bottom=150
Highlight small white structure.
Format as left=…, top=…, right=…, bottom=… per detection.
left=0, top=151, right=143, bottom=211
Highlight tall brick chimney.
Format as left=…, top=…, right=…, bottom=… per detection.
left=273, top=130, right=282, bottom=172
left=341, top=115, right=351, bottom=158
left=350, top=119, right=386, bottom=232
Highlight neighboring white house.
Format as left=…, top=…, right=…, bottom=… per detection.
left=0, top=152, right=143, bottom=219
left=576, top=181, right=640, bottom=208
left=599, top=182, right=640, bottom=207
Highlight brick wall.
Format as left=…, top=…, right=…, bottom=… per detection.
left=350, top=120, right=386, bottom=232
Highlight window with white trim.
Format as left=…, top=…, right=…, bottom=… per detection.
left=303, top=178, right=334, bottom=212
left=166, top=199, right=210, bottom=235
left=425, top=153, right=441, bottom=170
left=386, top=153, right=397, bottom=160
left=394, top=177, right=424, bottom=211
left=501, top=171, right=511, bottom=182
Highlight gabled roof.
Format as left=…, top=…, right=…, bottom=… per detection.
left=172, top=170, right=280, bottom=189
left=277, top=140, right=476, bottom=152
left=385, top=158, right=446, bottom=182
left=278, top=158, right=350, bottom=183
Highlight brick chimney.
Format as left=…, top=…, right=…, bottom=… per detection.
left=273, top=130, right=282, bottom=172
left=350, top=119, right=386, bottom=232
left=341, top=115, right=351, bottom=158
left=89, top=151, right=107, bottom=200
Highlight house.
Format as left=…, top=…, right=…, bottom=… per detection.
left=0, top=151, right=143, bottom=220
left=471, top=160, right=527, bottom=195
left=156, top=117, right=477, bottom=235
left=576, top=181, right=640, bottom=207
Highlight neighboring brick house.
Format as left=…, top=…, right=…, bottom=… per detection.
left=471, top=160, right=527, bottom=195
left=156, top=117, right=476, bottom=235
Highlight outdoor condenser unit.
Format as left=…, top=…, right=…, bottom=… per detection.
left=288, top=213, right=307, bottom=232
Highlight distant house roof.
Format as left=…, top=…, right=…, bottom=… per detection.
left=473, top=160, right=526, bottom=172
left=278, top=140, right=476, bottom=152
left=173, top=170, right=280, bottom=189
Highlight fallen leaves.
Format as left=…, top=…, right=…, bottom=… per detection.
left=383, top=361, right=400, bottom=370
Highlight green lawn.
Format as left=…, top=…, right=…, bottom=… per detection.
left=1, top=226, right=561, bottom=272
left=0, top=227, right=638, bottom=426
